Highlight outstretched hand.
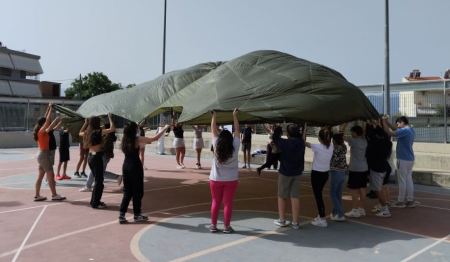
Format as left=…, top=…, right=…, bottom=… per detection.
left=233, top=108, right=239, bottom=116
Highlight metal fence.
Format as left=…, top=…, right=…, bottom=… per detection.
left=360, top=80, right=449, bottom=143
left=0, top=97, right=82, bottom=131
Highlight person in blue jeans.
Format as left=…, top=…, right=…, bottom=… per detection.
left=329, top=133, right=348, bottom=221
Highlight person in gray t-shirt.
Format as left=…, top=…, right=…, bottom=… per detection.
left=343, top=124, right=369, bottom=218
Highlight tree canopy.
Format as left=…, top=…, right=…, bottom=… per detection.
left=65, top=72, right=122, bottom=100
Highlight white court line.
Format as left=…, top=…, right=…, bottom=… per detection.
left=401, top=234, right=450, bottom=262
left=169, top=226, right=307, bottom=262
left=11, top=206, right=47, bottom=262
left=0, top=182, right=213, bottom=214
left=0, top=195, right=285, bottom=259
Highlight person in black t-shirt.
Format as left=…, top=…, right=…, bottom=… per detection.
left=240, top=125, right=253, bottom=168
left=172, top=115, right=186, bottom=169
left=57, top=127, right=71, bottom=179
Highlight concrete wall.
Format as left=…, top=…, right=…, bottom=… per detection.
left=0, top=131, right=77, bottom=148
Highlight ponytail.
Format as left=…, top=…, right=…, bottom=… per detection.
left=33, top=117, right=46, bottom=141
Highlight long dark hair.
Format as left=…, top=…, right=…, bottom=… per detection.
left=215, top=130, right=234, bottom=164
left=318, top=128, right=332, bottom=148
left=122, top=122, right=138, bottom=154
left=33, top=117, right=46, bottom=141
left=83, top=116, right=101, bottom=148
left=272, top=126, right=283, bottom=140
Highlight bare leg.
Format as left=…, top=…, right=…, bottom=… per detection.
left=75, top=155, right=83, bottom=172
left=57, top=161, right=63, bottom=176
left=278, top=197, right=287, bottom=221
left=246, top=149, right=251, bottom=168
left=140, top=148, right=145, bottom=167
left=46, top=171, right=58, bottom=196
left=359, top=188, right=366, bottom=209
left=175, top=148, right=181, bottom=165
left=81, top=155, right=88, bottom=173
left=180, top=147, right=186, bottom=166
left=35, top=168, right=45, bottom=197
left=350, top=189, right=359, bottom=209
left=291, top=197, right=300, bottom=224
left=62, top=161, right=68, bottom=176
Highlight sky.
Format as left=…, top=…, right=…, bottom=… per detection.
left=1, top=0, right=449, bottom=94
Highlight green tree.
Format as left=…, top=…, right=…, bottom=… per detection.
left=125, top=83, right=136, bottom=89
left=65, top=72, right=121, bottom=99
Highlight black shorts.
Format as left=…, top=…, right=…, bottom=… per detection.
left=347, top=171, right=369, bottom=189
left=242, top=142, right=251, bottom=152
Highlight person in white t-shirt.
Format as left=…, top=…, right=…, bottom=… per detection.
left=305, top=128, right=334, bottom=227
left=209, top=109, right=240, bottom=234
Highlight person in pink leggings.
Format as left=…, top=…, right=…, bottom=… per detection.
left=209, top=108, right=240, bottom=234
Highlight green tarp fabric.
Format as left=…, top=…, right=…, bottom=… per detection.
left=75, top=62, right=223, bottom=122
left=158, top=50, right=379, bottom=125
left=56, top=50, right=379, bottom=127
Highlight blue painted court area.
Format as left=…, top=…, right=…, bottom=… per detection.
left=0, top=172, right=119, bottom=189
left=133, top=211, right=450, bottom=262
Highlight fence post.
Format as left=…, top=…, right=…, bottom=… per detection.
left=445, top=80, right=448, bottom=144
left=25, top=99, right=30, bottom=131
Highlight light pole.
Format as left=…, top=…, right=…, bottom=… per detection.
left=162, top=0, right=167, bottom=74
left=384, top=0, right=390, bottom=115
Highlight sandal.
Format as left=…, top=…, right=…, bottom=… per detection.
left=34, top=196, right=47, bottom=202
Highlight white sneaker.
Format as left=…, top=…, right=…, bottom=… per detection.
left=311, top=216, right=328, bottom=227
left=330, top=213, right=346, bottom=222
left=345, top=208, right=361, bottom=218
left=358, top=208, right=366, bottom=217
left=274, top=219, right=291, bottom=227
left=376, top=207, right=392, bottom=218
left=371, top=204, right=382, bottom=213
left=79, top=187, right=92, bottom=192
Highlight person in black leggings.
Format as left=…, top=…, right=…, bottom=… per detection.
left=119, top=122, right=169, bottom=224
left=305, top=128, right=333, bottom=227
left=79, top=114, right=115, bottom=209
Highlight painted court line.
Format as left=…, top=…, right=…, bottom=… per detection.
left=400, top=234, right=450, bottom=262
left=168, top=220, right=312, bottom=262
left=11, top=205, right=47, bottom=262
left=0, top=196, right=282, bottom=259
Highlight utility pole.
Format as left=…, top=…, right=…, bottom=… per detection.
left=384, top=0, right=391, bottom=115
left=162, top=0, right=167, bottom=74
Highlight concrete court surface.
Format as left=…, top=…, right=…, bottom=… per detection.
left=0, top=147, right=449, bottom=262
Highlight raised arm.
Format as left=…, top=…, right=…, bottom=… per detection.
left=52, top=118, right=62, bottom=131
left=233, top=108, right=240, bottom=138
left=46, top=116, right=61, bottom=133
left=79, top=118, right=88, bottom=137
left=40, top=103, right=53, bottom=132
left=211, top=111, right=218, bottom=138
left=139, top=125, right=170, bottom=144
left=382, top=116, right=396, bottom=137
left=102, top=113, right=116, bottom=135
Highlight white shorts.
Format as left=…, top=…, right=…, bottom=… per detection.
left=193, top=138, right=204, bottom=149
left=173, top=138, right=185, bottom=148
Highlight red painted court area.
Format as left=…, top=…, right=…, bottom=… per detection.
left=0, top=148, right=449, bottom=262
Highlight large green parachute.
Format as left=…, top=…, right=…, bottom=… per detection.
left=56, top=50, right=379, bottom=127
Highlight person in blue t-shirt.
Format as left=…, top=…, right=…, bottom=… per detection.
left=382, top=115, right=416, bottom=208
left=272, top=124, right=305, bottom=230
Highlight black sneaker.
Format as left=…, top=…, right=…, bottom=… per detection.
left=92, top=202, right=107, bottom=209
left=256, top=168, right=262, bottom=176
left=223, top=226, right=235, bottom=234
left=73, top=172, right=81, bottom=178
left=81, top=172, right=87, bottom=178
left=119, top=216, right=128, bottom=224
left=134, top=215, right=149, bottom=222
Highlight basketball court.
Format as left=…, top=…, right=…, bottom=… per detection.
left=0, top=148, right=449, bottom=262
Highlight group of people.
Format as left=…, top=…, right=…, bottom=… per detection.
left=208, top=111, right=415, bottom=232
left=33, top=103, right=416, bottom=230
